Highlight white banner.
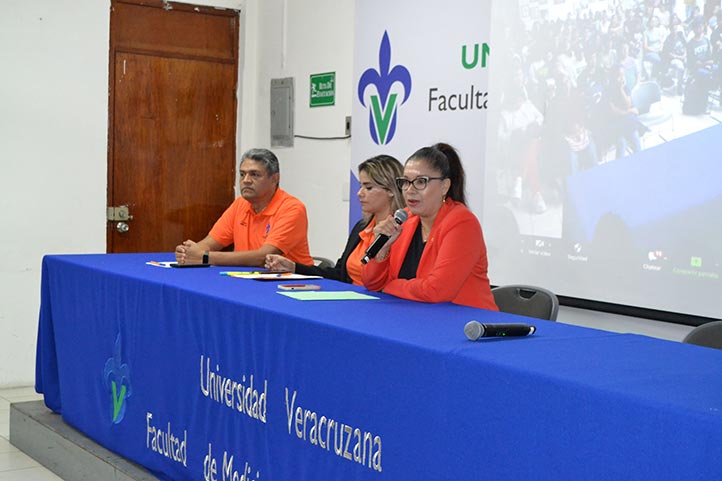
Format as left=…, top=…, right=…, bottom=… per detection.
left=351, top=0, right=492, bottom=222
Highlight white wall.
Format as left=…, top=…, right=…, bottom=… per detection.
left=0, top=0, right=354, bottom=388
left=0, top=0, right=693, bottom=388
left=240, top=0, right=354, bottom=260
left=0, top=1, right=110, bottom=386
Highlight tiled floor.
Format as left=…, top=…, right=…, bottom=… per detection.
left=0, top=387, right=62, bottom=481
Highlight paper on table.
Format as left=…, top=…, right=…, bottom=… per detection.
left=224, top=272, right=322, bottom=280
left=146, top=261, right=175, bottom=268
left=277, top=291, right=379, bottom=301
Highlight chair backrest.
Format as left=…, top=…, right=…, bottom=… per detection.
left=312, top=256, right=334, bottom=269
left=631, top=81, right=661, bottom=115
left=492, top=285, right=560, bottom=321
left=682, top=321, right=722, bottom=350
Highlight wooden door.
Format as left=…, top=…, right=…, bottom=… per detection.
left=108, top=0, right=238, bottom=253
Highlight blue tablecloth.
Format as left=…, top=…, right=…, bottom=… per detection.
left=36, top=253, right=722, bottom=480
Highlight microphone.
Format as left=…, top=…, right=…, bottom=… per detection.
left=464, top=320, right=536, bottom=340
left=361, top=209, right=408, bottom=264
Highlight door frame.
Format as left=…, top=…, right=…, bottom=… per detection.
left=106, top=0, right=239, bottom=252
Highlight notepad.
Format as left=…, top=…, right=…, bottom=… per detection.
left=222, top=272, right=322, bottom=280
left=277, top=291, right=379, bottom=301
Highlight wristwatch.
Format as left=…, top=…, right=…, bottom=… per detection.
left=202, top=251, right=209, bottom=265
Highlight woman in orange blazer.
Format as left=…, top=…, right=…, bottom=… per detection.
left=362, top=143, right=498, bottom=310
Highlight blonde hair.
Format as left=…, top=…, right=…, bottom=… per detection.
left=358, top=155, right=405, bottom=220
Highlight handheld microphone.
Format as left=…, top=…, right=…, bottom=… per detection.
left=464, top=320, right=536, bottom=340
left=361, top=209, right=408, bottom=264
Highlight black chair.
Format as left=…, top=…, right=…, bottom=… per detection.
left=682, top=321, right=722, bottom=350
left=492, top=285, right=560, bottom=321
left=312, top=256, right=334, bottom=269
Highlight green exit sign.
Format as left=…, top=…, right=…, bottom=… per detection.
left=310, top=72, right=335, bottom=107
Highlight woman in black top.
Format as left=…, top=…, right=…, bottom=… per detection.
left=264, top=155, right=404, bottom=284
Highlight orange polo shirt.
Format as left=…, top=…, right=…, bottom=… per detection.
left=345, top=218, right=377, bottom=285
left=208, top=188, right=313, bottom=265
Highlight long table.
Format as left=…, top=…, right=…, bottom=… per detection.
left=36, top=253, right=722, bottom=480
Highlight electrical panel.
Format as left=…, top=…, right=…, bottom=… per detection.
left=270, top=78, right=294, bottom=147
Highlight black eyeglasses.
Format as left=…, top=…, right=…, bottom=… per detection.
left=395, top=176, right=446, bottom=191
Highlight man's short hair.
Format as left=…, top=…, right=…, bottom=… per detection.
left=241, top=148, right=280, bottom=175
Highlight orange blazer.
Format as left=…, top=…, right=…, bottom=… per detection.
left=363, top=198, right=498, bottom=310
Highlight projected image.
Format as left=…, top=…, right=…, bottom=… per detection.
left=486, top=0, right=722, bottom=317
left=494, top=0, right=721, bottom=233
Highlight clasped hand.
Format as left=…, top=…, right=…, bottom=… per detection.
left=175, top=240, right=203, bottom=264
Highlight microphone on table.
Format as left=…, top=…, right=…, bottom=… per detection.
left=464, top=320, right=536, bottom=341
left=361, top=209, right=409, bottom=264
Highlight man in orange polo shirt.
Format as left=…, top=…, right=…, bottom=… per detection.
left=174, top=148, right=313, bottom=267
